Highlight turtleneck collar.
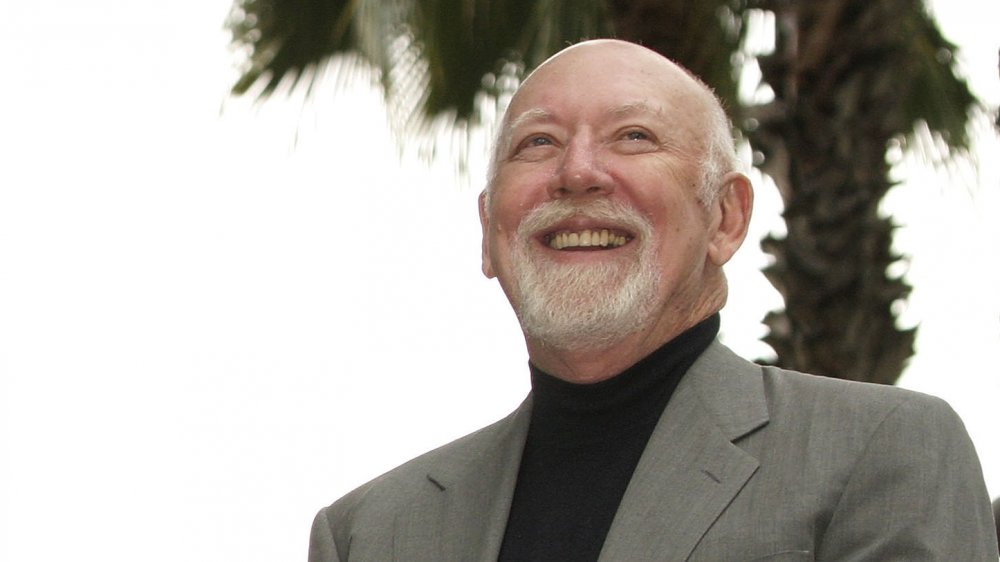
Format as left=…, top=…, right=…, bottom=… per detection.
left=526, top=313, right=720, bottom=444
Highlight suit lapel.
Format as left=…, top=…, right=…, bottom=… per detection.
left=392, top=397, right=533, bottom=562
left=599, top=342, right=769, bottom=561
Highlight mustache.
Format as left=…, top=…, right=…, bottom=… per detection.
left=515, top=198, right=654, bottom=241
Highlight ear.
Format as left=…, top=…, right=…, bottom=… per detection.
left=707, top=172, right=753, bottom=267
left=478, top=191, right=497, bottom=278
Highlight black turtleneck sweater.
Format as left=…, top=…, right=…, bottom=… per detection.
left=497, top=314, right=720, bottom=562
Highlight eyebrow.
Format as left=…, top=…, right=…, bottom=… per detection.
left=498, top=102, right=668, bottom=154
left=506, top=108, right=554, bottom=132
left=507, top=103, right=661, bottom=129
left=497, top=109, right=553, bottom=156
left=608, top=102, right=664, bottom=119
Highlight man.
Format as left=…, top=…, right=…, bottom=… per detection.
left=310, top=39, right=998, bottom=561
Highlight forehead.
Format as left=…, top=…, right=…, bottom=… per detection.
left=504, top=43, right=708, bottom=133
left=508, top=102, right=667, bottom=129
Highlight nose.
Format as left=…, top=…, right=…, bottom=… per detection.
left=548, top=137, right=614, bottom=200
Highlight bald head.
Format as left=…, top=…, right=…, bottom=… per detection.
left=520, top=40, right=714, bottom=106
left=486, top=39, right=739, bottom=206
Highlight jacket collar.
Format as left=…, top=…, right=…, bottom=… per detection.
left=598, top=340, right=769, bottom=560
left=405, top=341, right=769, bottom=561
left=393, top=397, right=533, bottom=562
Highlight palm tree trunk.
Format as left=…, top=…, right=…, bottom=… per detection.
left=748, top=0, right=919, bottom=384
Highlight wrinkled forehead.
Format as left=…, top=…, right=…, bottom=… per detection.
left=498, top=40, right=715, bottom=148
left=499, top=41, right=714, bottom=145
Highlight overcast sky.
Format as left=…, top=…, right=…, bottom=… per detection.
left=1, top=1, right=997, bottom=561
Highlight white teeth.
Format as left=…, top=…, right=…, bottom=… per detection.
left=547, top=229, right=628, bottom=250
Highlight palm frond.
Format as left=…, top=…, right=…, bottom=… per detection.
left=228, top=0, right=370, bottom=96
left=897, top=5, right=977, bottom=154
left=229, top=0, right=614, bottom=125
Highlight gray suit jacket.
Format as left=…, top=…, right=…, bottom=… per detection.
left=309, top=342, right=999, bottom=561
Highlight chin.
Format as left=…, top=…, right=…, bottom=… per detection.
left=515, top=267, right=660, bottom=351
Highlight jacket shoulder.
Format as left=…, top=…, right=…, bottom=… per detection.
left=310, top=399, right=530, bottom=559
left=759, top=364, right=956, bottom=427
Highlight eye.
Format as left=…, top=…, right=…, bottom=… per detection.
left=509, top=133, right=558, bottom=160
left=623, top=130, right=650, bottom=142
left=614, top=128, right=658, bottom=154
left=524, top=135, right=553, bottom=147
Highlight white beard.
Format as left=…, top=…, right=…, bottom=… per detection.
left=509, top=198, right=661, bottom=351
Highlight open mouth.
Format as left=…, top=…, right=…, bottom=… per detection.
left=544, top=228, right=633, bottom=250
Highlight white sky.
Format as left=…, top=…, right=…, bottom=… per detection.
left=1, top=1, right=997, bottom=561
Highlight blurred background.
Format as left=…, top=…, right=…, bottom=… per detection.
left=1, top=1, right=997, bottom=560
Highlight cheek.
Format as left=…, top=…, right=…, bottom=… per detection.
left=485, top=197, right=527, bottom=261
left=491, top=188, right=542, bottom=234
left=490, top=202, right=522, bottom=237
left=610, top=170, right=694, bottom=215
left=651, top=204, right=712, bottom=261
left=493, top=161, right=556, bottom=206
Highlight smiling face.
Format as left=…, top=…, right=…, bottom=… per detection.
left=480, top=40, right=751, bottom=360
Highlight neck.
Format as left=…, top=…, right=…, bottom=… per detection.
left=525, top=338, right=664, bottom=384
left=525, top=298, right=724, bottom=384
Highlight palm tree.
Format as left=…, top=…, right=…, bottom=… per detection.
left=746, top=0, right=977, bottom=383
left=227, top=0, right=977, bottom=385
left=226, top=1, right=745, bottom=124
